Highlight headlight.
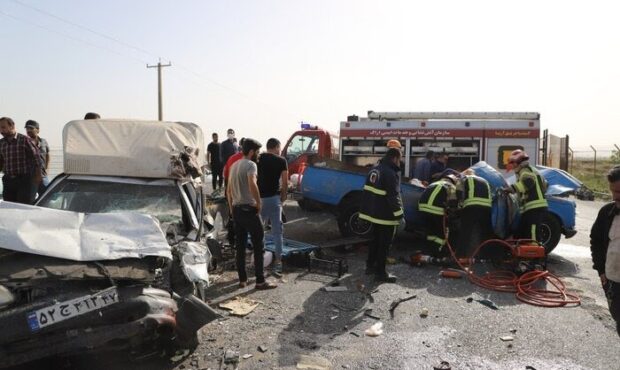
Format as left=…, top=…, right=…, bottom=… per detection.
left=0, top=285, right=15, bottom=308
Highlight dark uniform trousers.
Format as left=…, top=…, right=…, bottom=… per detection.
left=459, top=206, right=493, bottom=257
left=517, top=207, right=547, bottom=241
left=367, top=224, right=397, bottom=275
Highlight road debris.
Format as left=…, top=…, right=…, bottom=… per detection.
left=476, top=298, right=500, bottom=310
left=322, top=286, right=348, bottom=292
left=420, top=308, right=429, bottom=318
left=242, top=353, right=253, bottom=359
left=364, top=322, right=384, bottom=337
left=433, top=360, right=452, bottom=370
left=388, top=295, right=417, bottom=318
left=349, top=331, right=360, bottom=337
left=223, top=349, right=239, bottom=364
left=296, top=354, right=332, bottom=370
left=169, top=349, right=190, bottom=362
left=258, top=345, right=268, bottom=353
left=219, top=297, right=260, bottom=316
left=330, top=315, right=339, bottom=320
left=500, top=336, right=514, bottom=342
left=364, top=309, right=381, bottom=320
left=440, top=270, right=463, bottom=279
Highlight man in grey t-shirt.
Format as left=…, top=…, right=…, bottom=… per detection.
left=227, top=138, right=277, bottom=290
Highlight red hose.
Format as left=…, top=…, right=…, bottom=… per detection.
left=441, top=215, right=580, bottom=308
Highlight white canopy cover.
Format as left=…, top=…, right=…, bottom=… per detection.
left=63, top=119, right=205, bottom=179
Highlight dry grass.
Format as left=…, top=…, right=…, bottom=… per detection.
left=570, top=158, right=618, bottom=195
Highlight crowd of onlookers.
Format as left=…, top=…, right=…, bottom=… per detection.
left=0, top=112, right=99, bottom=204
left=207, top=130, right=288, bottom=289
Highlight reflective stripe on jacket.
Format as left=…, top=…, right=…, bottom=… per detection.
left=359, top=159, right=404, bottom=226
left=512, top=165, right=548, bottom=212
left=418, top=180, right=455, bottom=216
left=461, top=175, right=492, bottom=208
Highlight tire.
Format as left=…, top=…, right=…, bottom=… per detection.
left=539, top=212, right=562, bottom=254
left=337, top=200, right=373, bottom=238
left=297, top=199, right=307, bottom=211
left=297, top=199, right=323, bottom=212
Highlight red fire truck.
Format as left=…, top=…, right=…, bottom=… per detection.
left=283, top=111, right=541, bottom=177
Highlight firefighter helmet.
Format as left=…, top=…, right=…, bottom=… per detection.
left=386, top=140, right=402, bottom=149
left=508, top=149, right=529, bottom=165
left=444, top=174, right=459, bottom=185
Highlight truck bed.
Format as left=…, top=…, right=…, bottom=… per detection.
left=300, top=162, right=425, bottom=225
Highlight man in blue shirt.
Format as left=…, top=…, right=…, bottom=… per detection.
left=430, top=152, right=449, bottom=181
left=413, top=150, right=434, bottom=184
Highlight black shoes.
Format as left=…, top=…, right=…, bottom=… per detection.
left=375, top=273, right=397, bottom=283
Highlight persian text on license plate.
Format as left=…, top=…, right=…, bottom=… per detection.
left=27, top=287, right=119, bottom=332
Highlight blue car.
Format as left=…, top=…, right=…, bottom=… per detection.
left=299, top=161, right=577, bottom=253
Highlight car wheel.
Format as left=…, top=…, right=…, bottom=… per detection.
left=539, top=213, right=562, bottom=254
left=337, top=201, right=373, bottom=238
left=298, top=199, right=323, bottom=212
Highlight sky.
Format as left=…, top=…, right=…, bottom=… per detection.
left=1, top=0, right=619, bottom=152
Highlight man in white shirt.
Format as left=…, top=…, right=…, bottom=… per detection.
left=590, top=165, right=620, bottom=337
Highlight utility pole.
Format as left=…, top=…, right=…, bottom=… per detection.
left=147, top=60, right=171, bottom=121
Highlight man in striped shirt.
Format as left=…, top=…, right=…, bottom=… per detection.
left=0, top=117, right=43, bottom=204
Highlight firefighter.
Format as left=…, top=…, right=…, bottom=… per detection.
left=418, top=171, right=459, bottom=255
left=386, top=139, right=405, bottom=177
left=457, top=169, right=493, bottom=257
left=506, top=149, right=549, bottom=243
left=359, top=147, right=404, bottom=283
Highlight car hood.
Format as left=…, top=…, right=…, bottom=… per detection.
left=470, top=161, right=582, bottom=196
left=0, top=201, right=172, bottom=262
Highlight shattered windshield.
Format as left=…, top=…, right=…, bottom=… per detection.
left=37, top=179, right=183, bottom=223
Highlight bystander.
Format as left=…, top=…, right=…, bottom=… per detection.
left=258, top=138, right=288, bottom=276
left=24, top=120, right=50, bottom=195
left=207, top=132, right=223, bottom=191
left=221, top=128, right=238, bottom=166
left=0, top=117, right=43, bottom=204
left=590, top=165, right=620, bottom=337
left=227, top=138, right=277, bottom=290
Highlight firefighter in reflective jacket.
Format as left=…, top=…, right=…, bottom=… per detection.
left=359, top=148, right=404, bottom=283
left=457, top=169, right=493, bottom=257
left=506, top=149, right=549, bottom=243
left=418, top=173, right=459, bottom=255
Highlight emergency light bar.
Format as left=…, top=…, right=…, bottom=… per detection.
left=301, top=122, right=318, bottom=130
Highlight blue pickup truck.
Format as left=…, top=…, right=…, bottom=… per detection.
left=299, top=161, right=577, bottom=253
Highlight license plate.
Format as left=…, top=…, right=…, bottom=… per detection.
left=27, top=287, right=119, bottom=332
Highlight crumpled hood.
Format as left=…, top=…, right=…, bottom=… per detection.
left=0, top=201, right=172, bottom=261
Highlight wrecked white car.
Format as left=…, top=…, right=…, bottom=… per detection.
left=0, top=120, right=218, bottom=367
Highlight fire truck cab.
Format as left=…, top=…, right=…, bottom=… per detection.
left=282, top=123, right=339, bottom=176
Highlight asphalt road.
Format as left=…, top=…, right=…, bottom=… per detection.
left=22, top=197, right=620, bottom=370
left=154, top=197, right=618, bottom=370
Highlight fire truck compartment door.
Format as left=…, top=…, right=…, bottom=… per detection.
left=486, top=138, right=537, bottom=171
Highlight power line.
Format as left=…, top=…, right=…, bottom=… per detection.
left=6, top=1, right=300, bottom=121
left=10, top=0, right=158, bottom=60
left=0, top=9, right=148, bottom=64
